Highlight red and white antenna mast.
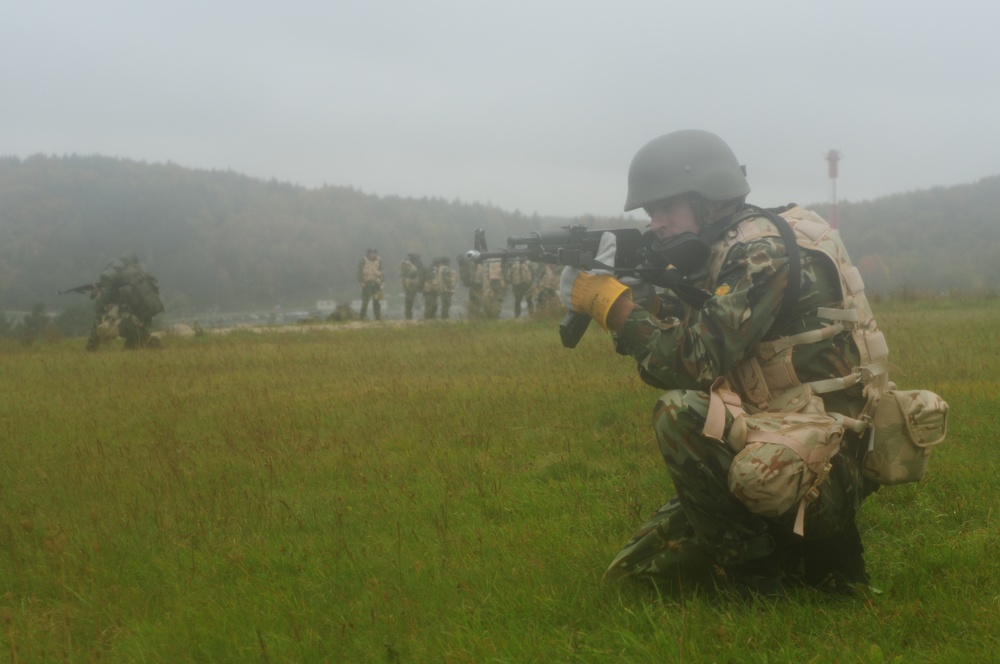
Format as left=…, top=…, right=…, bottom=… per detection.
left=826, top=149, right=841, bottom=229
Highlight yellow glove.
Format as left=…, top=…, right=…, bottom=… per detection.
left=570, top=273, right=632, bottom=331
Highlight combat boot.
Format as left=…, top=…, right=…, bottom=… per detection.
left=801, top=521, right=869, bottom=595
left=719, top=553, right=787, bottom=601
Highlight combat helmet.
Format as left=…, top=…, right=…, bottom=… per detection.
left=624, top=130, right=750, bottom=212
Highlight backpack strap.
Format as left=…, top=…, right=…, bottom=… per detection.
left=752, top=205, right=802, bottom=333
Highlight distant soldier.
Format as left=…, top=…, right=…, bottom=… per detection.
left=357, top=248, right=384, bottom=321
left=423, top=258, right=441, bottom=320
left=85, top=251, right=164, bottom=351
left=438, top=257, right=458, bottom=319
left=507, top=257, right=536, bottom=318
left=480, top=258, right=507, bottom=319
left=399, top=253, right=425, bottom=320
left=458, top=254, right=484, bottom=319
left=536, top=263, right=562, bottom=312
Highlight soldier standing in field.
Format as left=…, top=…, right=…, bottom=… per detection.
left=423, top=258, right=441, bottom=320
left=458, top=254, right=484, bottom=319
left=535, top=263, right=562, bottom=312
left=399, top=253, right=425, bottom=320
left=508, top=257, right=536, bottom=318
left=480, top=258, right=507, bottom=319
left=438, top=257, right=458, bottom=319
left=357, top=248, right=384, bottom=321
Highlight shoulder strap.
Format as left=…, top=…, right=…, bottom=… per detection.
left=749, top=204, right=801, bottom=332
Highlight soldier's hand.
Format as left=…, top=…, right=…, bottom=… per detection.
left=559, top=232, right=633, bottom=332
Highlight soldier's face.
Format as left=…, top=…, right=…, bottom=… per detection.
left=645, top=198, right=699, bottom=242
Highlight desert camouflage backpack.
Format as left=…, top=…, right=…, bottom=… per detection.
left=714, top=206, right=947, bottom=488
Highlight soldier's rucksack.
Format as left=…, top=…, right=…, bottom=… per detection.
left=116, top=262, right=164, bottom=320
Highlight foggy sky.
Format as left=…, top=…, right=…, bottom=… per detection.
left=4, top=1, right=999, bottom=219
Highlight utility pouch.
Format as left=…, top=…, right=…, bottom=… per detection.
left=862, top=389, right=948, bottom=485
left=705, top=380, right=858, bottom=536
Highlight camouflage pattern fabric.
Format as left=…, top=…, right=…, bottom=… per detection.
left=87, top=303, right=154, bottom=351
left=511, top=282, right=535, bottom=318
left=359, top=282, right=383, bottom=320
left=399, top=258, right=424, bottom=320
left=458, top=257, right=484, bottom=319
left=86, top=253, right=162, bottom=350
left=864, top=389, right=948, bottom=485
left=94, top=304, right=123, bottom=343
left=609, top=206, right=873, bottom=578
left=480, top=259, right=506, bottom=319
left=438, top=263, right=457, bottom=319
left=603, top=497, right=710, bottom=580
left=357, top=255, right=384, bottom=321
left=509, top=259, right=536, bottom=318
left=535, top=264, right=561, bottom=311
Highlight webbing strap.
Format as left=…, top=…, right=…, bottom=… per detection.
left=751, top=206, right=802, bottom=332
left=807, top=371, right=861, bottom=395
left=704, top=377, right=746, bottom=443
left=817, top=306, right=859, bottom=322
left=759, top=322, right=845, bottom=355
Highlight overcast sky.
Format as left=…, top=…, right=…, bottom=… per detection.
left=4, top=1, right=999, bottom=219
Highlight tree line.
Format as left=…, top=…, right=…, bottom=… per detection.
left=1, top=153, right=998, bottom=319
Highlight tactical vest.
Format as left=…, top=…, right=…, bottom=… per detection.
left=360, top=257, right=383, bottom=284
left=509, top=260, right=532, bottom=286
left=439, top=265, right=457, bottom=291
left=484, top=259, right=505, bottom=283
left=706, top=206, right=890, bottom=415
left=424, top=266, right=441, bottom=293
left=460, top=261, right=483, bottom=289
left=400, top=260, right=422, bottom=290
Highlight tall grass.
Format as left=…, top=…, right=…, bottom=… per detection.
left=0, top=303, right=996, bottom=662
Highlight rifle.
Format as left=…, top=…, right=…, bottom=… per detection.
left=57, top=283, right=98, bottom=296
left=466, top=225, right=710, bottom=348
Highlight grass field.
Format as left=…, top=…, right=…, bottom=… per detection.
left=1, top=299, right=997, bottom=662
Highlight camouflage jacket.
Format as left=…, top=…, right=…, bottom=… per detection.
left=508, top=259, right=534, bottom=286
left=423, top=265, right=441, bottom=293
left=438, top=265, right=457, bottom=292
left=613, top=206, right=866, bottom=412
left=96, top=253, right=163, bottom=321
left=399, top=259, right=423, bottom=291
left=358, top=257, right=384, bottom=285
left=537, top=264, right=561, bottom=291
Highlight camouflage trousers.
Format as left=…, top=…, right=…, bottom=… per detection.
left=466, top=286, right=484, bottom=319
left=511, top=284, right=534, bottom=318
left=605, top=388, right=863, bottom=580
left=480, top=280, right=506, bottom=319
left=359, top=282, right=383, bottom=320
left=86, top=305, right=153, bottom=351
left=440, top=292, right=453, bottom=319
left=403, top=289, right=420, bottom=320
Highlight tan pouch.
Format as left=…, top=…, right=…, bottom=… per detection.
left=862, top=389, right=948, bottom=485
left=705, top=380, right=852, bottom=536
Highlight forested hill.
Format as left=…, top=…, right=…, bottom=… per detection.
left=1, top=154, right=998, bottom=314
left=0, top=154, right=579, bottom=313
left=822, top=177, right=1000, bottom=296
